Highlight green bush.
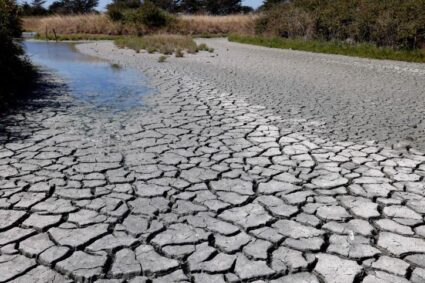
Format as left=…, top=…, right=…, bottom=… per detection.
left=257, top=0, right=425, bottom=49
left=107, top=0, right=175, bottom=32
left=0, top=0, right=34, bottom=109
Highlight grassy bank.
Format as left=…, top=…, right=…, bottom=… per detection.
left=23, top=14, right=256, bottom=37
left=229, top=34, right=425, bottom=63
left=115, top=34, right=213, bottom=55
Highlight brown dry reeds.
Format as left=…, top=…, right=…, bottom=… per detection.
left=23, top=13, right=256, bottom=37
left=23, top=14, right=136, bottom=36
left=172, top=14, right=256, bottom=35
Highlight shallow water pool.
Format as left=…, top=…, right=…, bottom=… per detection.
left=23, top=41, right=152, bottom=112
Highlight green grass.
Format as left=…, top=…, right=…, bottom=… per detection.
left=158, top=55, right=168, bottom=62
left=115, top=34, right=198, bottom=55
left=115, top=34, right=213, bottom=56
left=228, top=34, right=425, bottom=63
left=35, top=33, right=120, bottom=41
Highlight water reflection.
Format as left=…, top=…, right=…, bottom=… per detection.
left=23, top=41, right=152, bottom=112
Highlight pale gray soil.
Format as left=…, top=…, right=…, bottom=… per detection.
left=170, top=38, right=425, bottom=151
left=0, top=40, right=425, bottom=283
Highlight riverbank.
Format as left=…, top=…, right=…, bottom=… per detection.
left=229, top=34, right=425, bottom=63
left=2, top=38, right=425, bottom=282
left=79, top=38, right=425, bottom=152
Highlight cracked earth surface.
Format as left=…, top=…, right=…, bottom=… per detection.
left=1, top=41, right=425, bottom=282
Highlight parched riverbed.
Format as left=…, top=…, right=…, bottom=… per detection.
left=0, top=40, right=425, bottom=282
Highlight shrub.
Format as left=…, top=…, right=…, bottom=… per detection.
left=134, top=1, right=170, bottom=28
left=115, top=34, right=198, bottom=55
left=256, top=0, right=425, bottom=49
left=0, top=0, right=34, bottom=109
left=158, top=55, right=167, bottom=62
left=107, top=0, right=175, bottom=33
left=175, top=48, right=184, bottom=57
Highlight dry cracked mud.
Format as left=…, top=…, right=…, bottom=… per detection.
left=1, top=40, right=425, bottom=283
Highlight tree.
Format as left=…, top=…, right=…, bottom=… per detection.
left=179, top=0, right=201, bottom=13
left=0, top=0, right=34, bottom=107
left=204, top=0, right=241, bottom=14
left=19, top=0, right=47, bottom=16
left=48, top=0, right=98, bottom=14
left=178, top=0, right=243, bottom=14
left=261, top=0, right=285, bottom=10
left=150, top=0, right=179, bottom=12
left=69, top=0, right=98, bottom=13
left=30, top=0, right=47, bottom=14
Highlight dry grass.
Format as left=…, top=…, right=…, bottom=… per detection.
left=172, top=14, right=256, bottom=35
left=23, top=14, right=137, bottom=36
left=23, top=14, right=256, bottom=37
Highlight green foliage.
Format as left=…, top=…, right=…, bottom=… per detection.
left=107, top=0, right=175, bottom=31
left=203, top=0, right=242, bottom=15
left=0, top=0, right=34, bottom=109
left=47, top=0, right=98, bottom=14
left=107, top=0, right=245, bottom=19
left=114, top=34, right=213, bottom=56
left=132, top=1, right=171, bottom=28
left=158, top=55, right=167, bottom=62
left=229, top=34, right=425, bottom=63
left=256, top=0, right=425, bottom=49
left=20, top=0, right=48, bottom=16
left=175, top=48, right=184, bottom=57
